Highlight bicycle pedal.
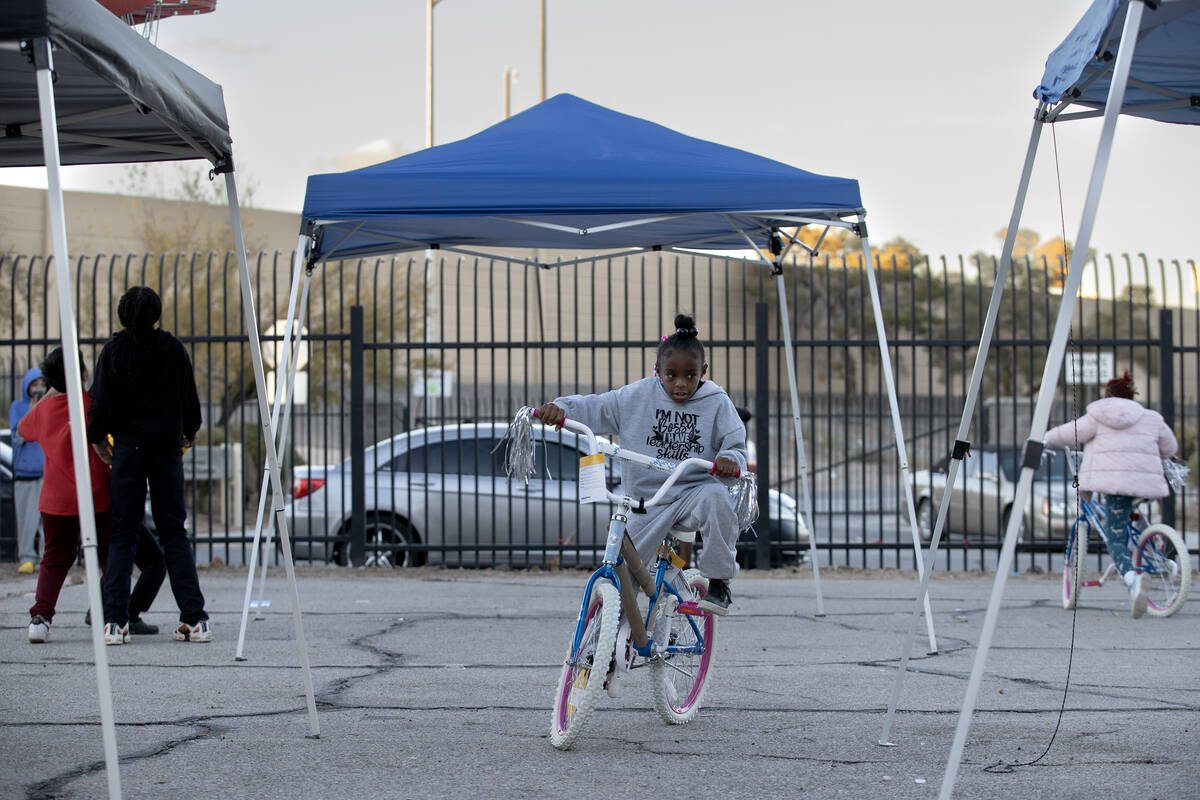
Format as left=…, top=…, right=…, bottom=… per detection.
left=677, top=601, right=704, bottom=616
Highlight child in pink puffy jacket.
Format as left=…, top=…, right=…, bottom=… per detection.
left=1044, top=370, right=1177, bottom=619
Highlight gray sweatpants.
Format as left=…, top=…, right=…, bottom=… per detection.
left=625, top=481, right=740, bottom=580
left=14, top=478, right=42, bottom=564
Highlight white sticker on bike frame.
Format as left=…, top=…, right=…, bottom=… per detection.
left=578, top=453, right=606, bottom=504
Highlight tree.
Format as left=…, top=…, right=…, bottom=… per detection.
left=113, top=163, right=265, bottom=253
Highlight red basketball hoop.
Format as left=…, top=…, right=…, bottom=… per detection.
left=99, top=0, right=217, bottom=28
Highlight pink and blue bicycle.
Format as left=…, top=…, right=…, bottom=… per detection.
left=504, top=407, right=755, bottom=750
left=1060, top=452, right=1191, bottom=617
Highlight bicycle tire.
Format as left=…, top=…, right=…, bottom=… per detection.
left=550, top=580, right=620, bottom=749
left=1062, top=522, right=1087, bottom=609
left=1134, top=524, right=1191, bottom=618
left=650, top=569, right=716, bottom=725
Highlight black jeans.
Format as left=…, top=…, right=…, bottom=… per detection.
left=102, top=443, right=207, bottom=626
left=129, top=525, right=166, bottom=621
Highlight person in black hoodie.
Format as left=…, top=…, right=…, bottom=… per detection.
left=88, top=286, right=210, bottom=644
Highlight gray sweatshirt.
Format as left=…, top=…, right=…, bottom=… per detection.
left=553, top=377, right=748, bottom=504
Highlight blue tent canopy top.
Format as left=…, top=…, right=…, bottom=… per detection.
left=1035, top=0, right=1200, bottom=124
left=302, top=94, right=864, bottom=263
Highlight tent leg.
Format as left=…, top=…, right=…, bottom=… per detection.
left=226, top=173, right=320, bottom=738
left=938, top=4, right=1143, bottom=796
left=878, top=115, right=1045, bottom=747
left=236, top=239, right=305, bottom=658
left=34, top=39, right=123, bottom=800
left=774, top=272, right=825, bottom=615
left=858, top=222, right=937, bottom=654
left=254, top=270, right=312, bottom=613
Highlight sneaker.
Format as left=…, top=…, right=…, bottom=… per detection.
left=28, top=615, right=50, bottom=643
left=697, top=579, right=732, bottom=616
left=17, top=561, right=34, bottom=575
left=104, top=622, right=130, bottom=645
left=174, top=621, right=212, bottom=643
left=129, top=618, right=159, bottom=636
left=1130, top=573, right=1150, bottom=619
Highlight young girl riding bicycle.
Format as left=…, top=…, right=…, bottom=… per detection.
left=538, top=314, right=746, bottom=615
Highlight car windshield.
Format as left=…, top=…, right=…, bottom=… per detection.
left=998, top=449, right=1070, bottom=483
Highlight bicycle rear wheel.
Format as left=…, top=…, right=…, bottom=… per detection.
left=1062, top=521, right=1087, bottom=609
left=1134, top=524, right=1191, bottom=618
left=650, top=569, right=717, bottom=725
left=550, top=580, right=620, bottom=749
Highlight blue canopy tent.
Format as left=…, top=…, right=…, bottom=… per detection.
left=0, top=4, right=320, bottom=792
left=239, top=94, right=941, bottom=649
left=869, top=2, right=1200, bottom=796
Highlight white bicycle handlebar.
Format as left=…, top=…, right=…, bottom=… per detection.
left=533, top=408, right=735, bottom=509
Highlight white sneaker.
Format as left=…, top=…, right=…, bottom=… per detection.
left=28, top=616, right=50, bottom=643
left=174, top=620, right=212, bottom=643
left=1129, top=573, right=1149, bottom=619
left=104, top=622, right=130, bottom=645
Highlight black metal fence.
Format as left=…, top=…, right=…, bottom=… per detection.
left=2, top=249, right=1197, bottom=573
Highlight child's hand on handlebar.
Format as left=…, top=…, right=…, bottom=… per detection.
left=710, top=456, right=740, bottom=478
left=537, top=403, right=566, bottom=429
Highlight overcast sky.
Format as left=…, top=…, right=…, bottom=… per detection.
left=5, top=0, right=1198, bottom=264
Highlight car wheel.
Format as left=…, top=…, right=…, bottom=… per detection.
left=916, top=499, right=934, bottom=543
left=341, top=514, right=424, bottom=568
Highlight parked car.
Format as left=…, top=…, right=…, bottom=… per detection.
left=910, top=446, right=1074, bottom=542
left=0, top=430, right=15, bottom=560
left=288, top=423, right=808, bottom=568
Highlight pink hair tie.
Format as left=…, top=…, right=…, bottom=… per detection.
left=660, top=334, right=668, bottom=341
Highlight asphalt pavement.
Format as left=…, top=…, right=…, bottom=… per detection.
left=1, top=562, right=1196, bottom=800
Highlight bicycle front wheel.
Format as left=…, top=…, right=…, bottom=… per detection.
left=650, top=569, right=717, bottom=725
left=550, top=580, right=620, bottom=749
left=1062, top=522, right=1087, bottom=610
left=1134, top=524, right=1191, bottom=618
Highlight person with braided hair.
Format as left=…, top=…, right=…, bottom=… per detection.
left=538, top=314, right=747, bottom=615
left=88, top=286, right=209, bottom=644
left=1044, top=370, right=1177, bottom=619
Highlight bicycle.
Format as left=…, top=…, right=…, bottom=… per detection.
left=1059, top=451, right=1191, bottom=617
left=503, top=406, right=756, bottom=750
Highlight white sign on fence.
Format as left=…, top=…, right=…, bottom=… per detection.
left=1066, top=352, right=1116, bottom=384
left=412, top=369, right=454, bottom=398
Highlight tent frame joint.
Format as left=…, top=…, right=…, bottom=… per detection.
left=952, top=439, right=971, bottom=461
left=1021, top=439, right=1044, bottom=471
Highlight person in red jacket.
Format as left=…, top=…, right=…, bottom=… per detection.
left=19, top=348, right=112, bottom=643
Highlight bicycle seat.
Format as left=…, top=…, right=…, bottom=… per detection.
left=669, top=526, right=697, bottom=544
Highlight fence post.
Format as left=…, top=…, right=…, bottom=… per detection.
left=350, top=305, right=366, bottom=565
left=1158, top=308, right=1176, bottom=528
left=754, top=301, right=771, bottom=568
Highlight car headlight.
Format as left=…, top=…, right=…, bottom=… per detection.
left=1040, top=497, right=1069, bottom=518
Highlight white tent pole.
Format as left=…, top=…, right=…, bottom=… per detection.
left=939, top=3, right=1143, bottom=796
left=34, top=38, right=123, bottom=800
left=226, top=173, right=320, bottom=737
left=235, top=238, right=305, bottom=658
left=253, top=268, right=312, bottom=617
left=773, top=271, right=825, bottom=614
left=878, top=115, right=1045, bottom=747
left=857, top=221, right=937, bottom=653
left=721, top=215, right=825, bottom=613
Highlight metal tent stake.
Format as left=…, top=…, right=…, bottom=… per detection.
left=939, top=3, right=1144, bottom=796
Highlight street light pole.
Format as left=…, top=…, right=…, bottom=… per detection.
left=425, top=0, right=441, bottom=148
left=539, top=0, right=546, bottom=101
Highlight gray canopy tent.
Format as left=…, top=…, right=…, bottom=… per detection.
left=236, top=93, right=941, bottom=656
left=0, top=1, right=319, bottom=795
left=866, top=1, right=1200, bottom=797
